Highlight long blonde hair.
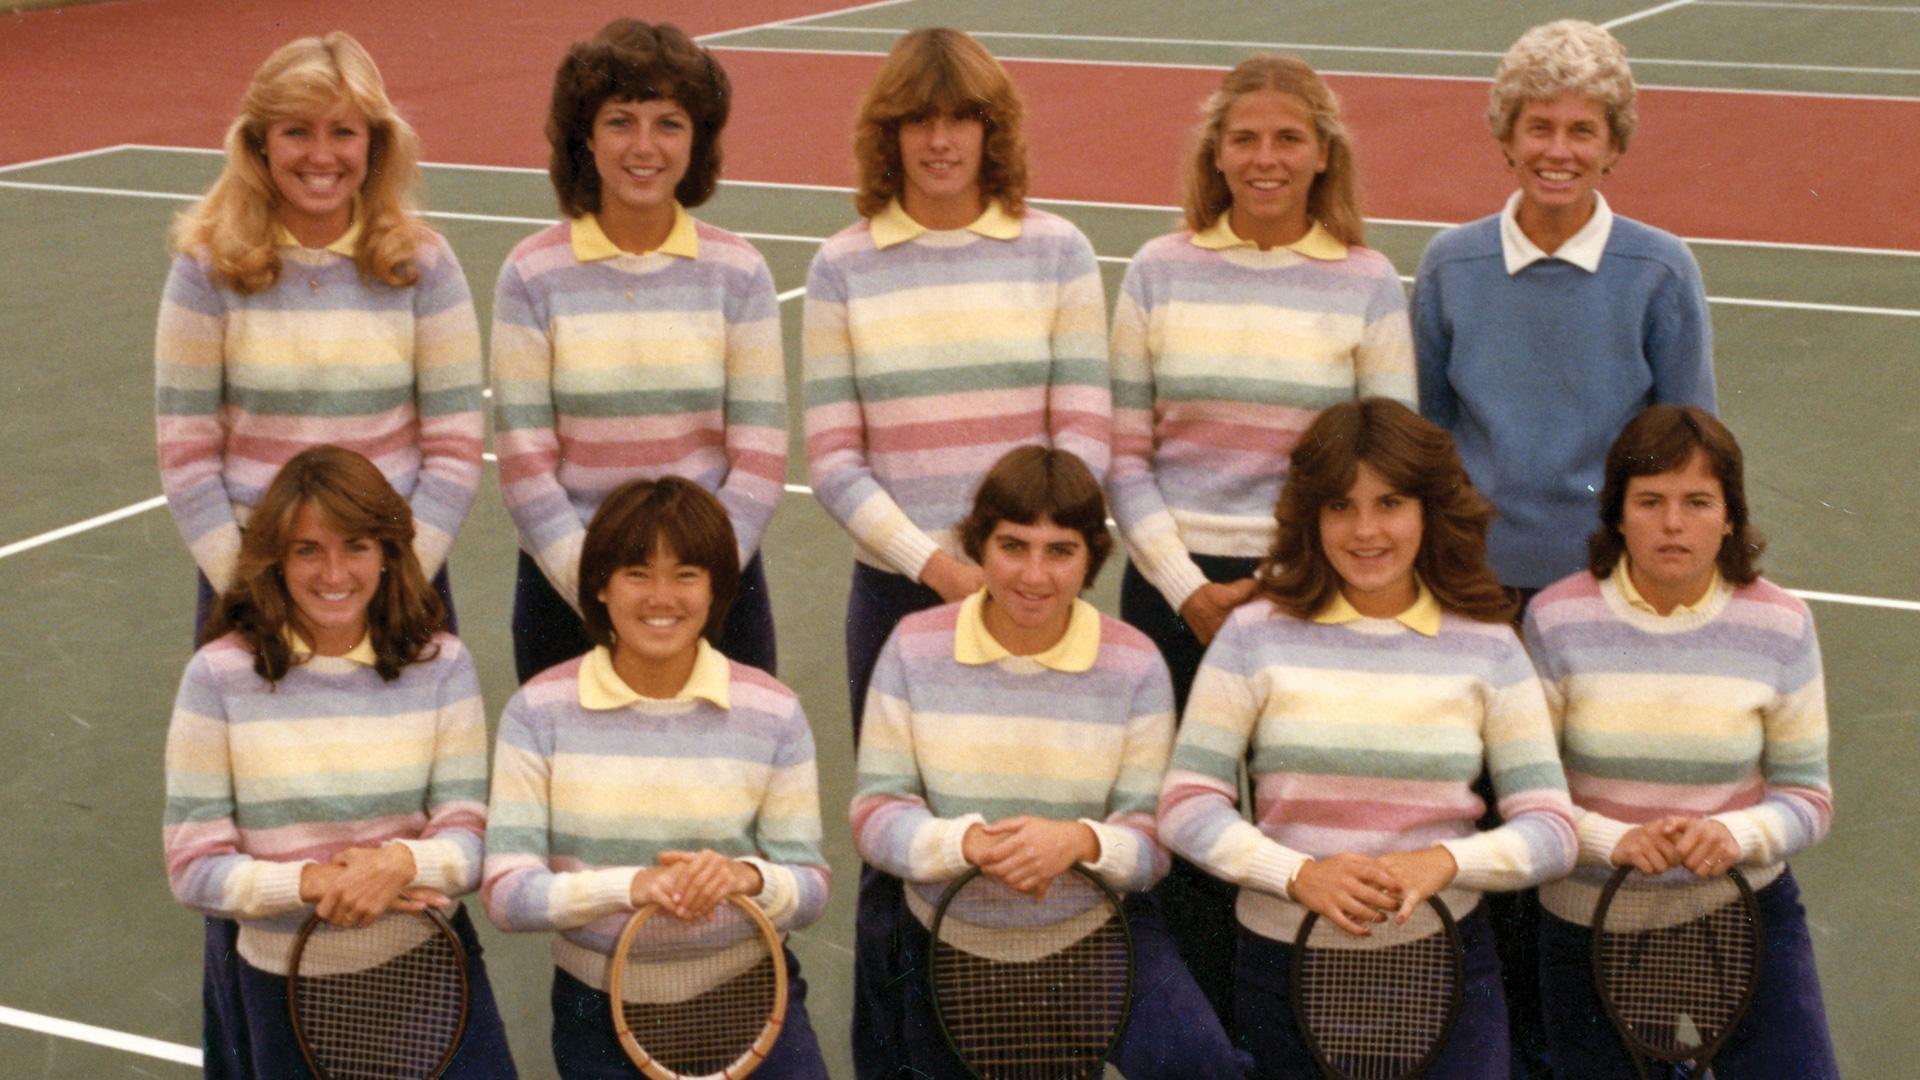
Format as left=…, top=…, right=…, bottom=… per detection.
left=169, top=32, right=424, bottom=293
left=1183, top=55, right=1365, bottom=247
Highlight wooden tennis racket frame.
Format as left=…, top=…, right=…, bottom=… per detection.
left=285, top=905, right=472, bottom=1080
left=606, top=893, right=791, bottom=1080
left=1289, top=895, right=1467, bottom=1080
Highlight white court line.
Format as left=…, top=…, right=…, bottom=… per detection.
left=1788, top=589, right=1920, bottom=612
left=46, top=149, right=1920, bottom=260
left=719, top=24, right=1920, bottom=81
left=0, top=1004, right=200, bottom=1067
left=0, top=142, right=132, bottom=175
left=1603, top=0, right=1700, bottom=29
left=696, top=0, right=917, bottom=43
left=1697, top=0, right=1920, bottom=10
left=8, top=177, right=1919, bottom=312
left=0, top=496, right=166, bottom=561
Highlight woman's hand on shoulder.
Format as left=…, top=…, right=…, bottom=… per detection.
left=1289, top=853, right=1404, bottom=937
left=1179, top=578, right=1258, bottom=646
left=632, top=850, right=763, bottom=922
left=920, top=551, right=986, bottom=604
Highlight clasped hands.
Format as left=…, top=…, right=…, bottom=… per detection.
left=1290, top=847, right=1458, bottom=938
left=1610, top=815, right=1740, bottom=877
left=629, top=849, right=764, bottom=923
left=299, top=843, right=447, bottom=928
left=961, top=817, right=1100, bottom=899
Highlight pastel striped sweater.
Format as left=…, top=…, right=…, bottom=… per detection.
left=802, top=208, right=1111, bottom=579
left=482, top=650, right=828, bottom=989
left=850, top=599, right=1175, bottom=925
left=154, top=233, right=484, bottom=592
left=1523, top=571, right=1832, bottom=925
left=492, top=217, right=787, bottom=605
left=1159, top=599, right=1577, bottom=943
left=1110, top=230, right=1416, bottom=609
left=162, top=633, right=489, bottom=973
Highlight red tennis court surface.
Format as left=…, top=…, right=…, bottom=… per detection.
left=3, top=0, right=1915, bottom=248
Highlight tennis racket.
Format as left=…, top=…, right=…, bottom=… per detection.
left=287, top=907, right=471, bottom=1080
left=926, top=864, right=1134, bottom=1080
left=1290, top=895, right=1466, bottom=1080
left=606, top=894, right=789, bottom=1080
left=1591, top=866, right=1764, bottom=1080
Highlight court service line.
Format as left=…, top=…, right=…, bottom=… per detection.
left=0, top=495, right=167, bottom=562
left=7, top=177, right=1916, bottom=316
left=1602, top=0, right=1698, bottom=30
left=1697, top=0, right=1920, bottom=10
left=52, top=150, right=1920, bottom=260
left=696, top=0, right=917, bottom=44
left=0, top=1004, right=200, bottom=1067
left=0, top=142, right=130, bottom=176
left=719, top=27, right=1920, bottom=80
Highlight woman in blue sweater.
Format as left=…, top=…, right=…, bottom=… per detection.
left=1409, top=19, right=1716, bottom=1077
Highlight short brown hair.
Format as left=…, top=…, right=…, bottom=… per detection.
left=1259, top=398, right=1512, bottom=623
left=958, top=447, right=1113, bottom=589
left=546, top=19, right=731, bottom=218
left=1184, top=54, right=1366, bottom=247
left=202, top=445, right=443, bottom=682
left=577, top=476, right=741, bottom=649
left=1588, top=405, right=1762, bottom=584
left=852, top=28, right=1029, bottom=219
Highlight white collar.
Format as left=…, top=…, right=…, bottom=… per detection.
left=1500, top=190, right=1613, bottom=275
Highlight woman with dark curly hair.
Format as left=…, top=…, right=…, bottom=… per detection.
left=799, top=30, right=1111, bottom=1075
left=164, top=446, right=514, bottom=1077
left=493, top=18, right=785, bottom=683
left=156, top=32, right=483, bottom=638
left=1159, top=398, right=1577, bottom=1079
left=1524, top=406, right=1837, bottom=1079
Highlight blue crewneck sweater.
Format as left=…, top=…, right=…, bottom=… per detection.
left=1412, top=212, right=1715, bottom=588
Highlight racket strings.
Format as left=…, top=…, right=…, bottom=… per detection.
left=617, top=909, right=779, bottom=1077
left=1597, top=885, right=1759, bottom=1058
left=1296, top=922, right=1461, bottom=1080
left=292, top=917, right=466, bottom=1080
left=930, top=900, right=1129, bottom=1080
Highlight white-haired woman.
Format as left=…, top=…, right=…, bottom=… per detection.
left=1409, top=20, right=1716, bottom=1076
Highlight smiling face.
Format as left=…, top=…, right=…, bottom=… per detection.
left=598, top=541, right=713, bottom=682
left=262, top=103, right=369, bottom=246
left=1215, top=88, right=1328, bottom=249
left=896, top=110, right=985, bottom=228
left=1619, top=449, right=1730, bottom=612
left=588, top=96, right=693, bottom=243
left=1503, top=91, right=1618, bottom=224
left=979, top=516, right=1089, bottom=655
left=1318, top=461, right=1424, bottom=618
left=280, top=500, right=383, bottom=655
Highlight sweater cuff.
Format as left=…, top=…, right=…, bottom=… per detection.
left=1244, top=840, right=1310, bottom=902
left=920, top=814, right=986, bottom=883
left=254, top=860, right=312, bottom=917
left=881, top=528, right=944, bottom=584
left=392, top=838, right=464, bottom=895
left=1577, top=812, right=1637, bottom=868
left=1707, top=811, right=1766, bottom=864
left=1078, top=820, right=1141, bottom=889
left=1436, top=836, right=1497, bottom=891
left=1148, top=556, right=1211, bottom=614
left=739, top=857, right=797, bottom=926
left=577, top=867, right=641, bottom=918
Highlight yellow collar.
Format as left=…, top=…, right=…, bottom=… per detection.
left=571, top=204, right=699, bottom=262
left=1312, top=580, right=1442, bottom=636
left=273, top=206, right=362, bottom=256
left=283, top=626, right=378, bottom=665
left=1616, top=556, right=1723, bottom=616
left=578, top=640, right=730, bottom=710
left=1190, top=217, right=1347, bottom=260
left=953, top=589, right=1101, bottom=672
left=870, top=198, right=1022, bottom=250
